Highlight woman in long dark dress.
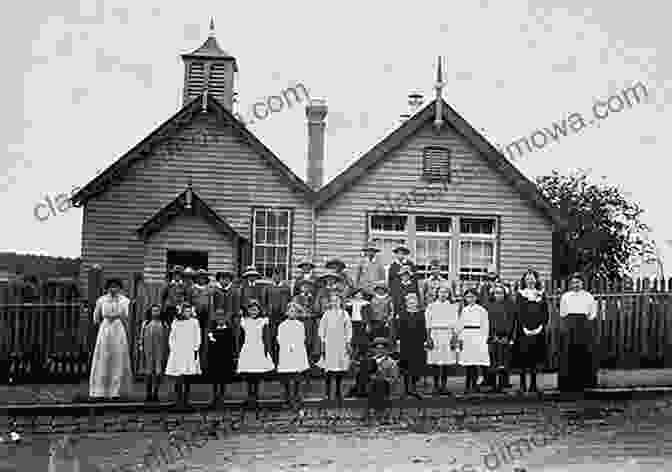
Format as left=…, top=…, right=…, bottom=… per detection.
left=512, top=269, right=549, bottom=394
left=396, top=293, right=426, bottom=399
left=558, top=272, right=598, bottom=392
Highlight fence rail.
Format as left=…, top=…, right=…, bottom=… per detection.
left=2, top=274, right=672, bottom=383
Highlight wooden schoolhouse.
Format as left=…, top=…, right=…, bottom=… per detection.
left=71, top=22, right=564, bottom=294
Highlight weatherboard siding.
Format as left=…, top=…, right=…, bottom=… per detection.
left=315, top=122, right=553, bottom=282
left=79, top=111, right=312, bottom=294
left=143, top=214, right=235, bottom=282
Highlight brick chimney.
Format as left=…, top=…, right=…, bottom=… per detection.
left=306, top=99, right=327, bottom=190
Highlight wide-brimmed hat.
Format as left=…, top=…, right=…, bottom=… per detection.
left=325, top=258, right=346, bottom=271
left=370, top=337, right=390, bottom=350
left=182, top=267, right=197, bottom=278
left=373, top=281, right=388, bottom=292
left=429, top=260, right=441, bottom=270
left=362, top=241, right=380, bottom=253
left=172, top=265, right=185, bottom=274
left=104, top=277, right=124, bottom=290
left=297, top=259, right=316, bottom=270
left=350, top=287, right=367, bottom=298
left=319, top=269, right=343, bottom=281
left=241, top=266, right=261, bottom=278
left=393, top=245, right=410, bottom=255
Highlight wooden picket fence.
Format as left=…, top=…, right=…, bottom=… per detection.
left=2, top=272, right=672, bottom=379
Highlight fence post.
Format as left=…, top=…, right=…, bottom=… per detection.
left=87, top=266, right=104, bottom=356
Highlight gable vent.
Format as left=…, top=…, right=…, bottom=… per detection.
left=422, top=146, right=451, bottom=182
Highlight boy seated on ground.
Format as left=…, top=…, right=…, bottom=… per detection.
left=363, top=337, right=399, bottom=422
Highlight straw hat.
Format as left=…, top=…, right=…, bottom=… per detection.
left=393, top=245, right=410, bottom=255
left=398, top=265, right=414, bottom=276
left=297, top=259, right=316, bottom=270
left=319, top=269, right=343, bottom=282
left=373, top=281, right=388, bottom=292
left=182, top=267, right=197, bottom=278
left=241, top=266, right=261, bottom=278
left=362, top=240, right=380, bottom=253
left=325, top=258, right=346, bottom=271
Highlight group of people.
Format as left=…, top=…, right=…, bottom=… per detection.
left=88, top=241, right=600, bottom=408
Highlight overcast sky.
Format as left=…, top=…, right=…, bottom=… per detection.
left=1, top=0, right=669, bottom=272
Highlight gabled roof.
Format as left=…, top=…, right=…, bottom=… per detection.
left=136, top=185, right=246, bottom=241
left=71, top=94, right=314, bottom=206
left=315, top=98, right=566, bottom=230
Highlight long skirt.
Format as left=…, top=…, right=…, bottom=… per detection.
left=459, top=328, right=490, bottom=366
left=558, top=314, right=598, bottom=391
left=89, top=318, right=133, bottom=398
left=196, top=309, right=209, bottom=373
left=208, top=328, right=238, bottom=384
left=368, top=320, right=391, bottom=340
left=428, top=328, right=459, bottom=366
left=512, top=333, right=546, bottom=369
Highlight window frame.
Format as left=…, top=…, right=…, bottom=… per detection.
left=457, top=217, right=498, bottom=282
left=251, top=206, right=293, bottom=280
left=366, top=212, right=499, bottom=281
left=414, top=215, right=453, bottom=278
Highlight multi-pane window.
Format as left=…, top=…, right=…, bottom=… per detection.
left=252, top=208, right=291, bottom=279
left=369, top=214, right=407, bottom=270
left=422, top=146, right=451, bottom=182
left=414, top=216, right=451, bottom=277
left=368, top=214, right=498, bottom=281
left=458, top=218, right=496, bottom=281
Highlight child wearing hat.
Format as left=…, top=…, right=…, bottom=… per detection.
left=369, top=282, right=394, bottom=340
left=318, top=292, right=352, bottom=401
left=345, top=288, right=372, bottom=397
left=276, top=301, right=310, bottom=406
left=364, top=337, right=399, bottom=422
left=422, top=260, right=447, bottom=306
left=325, top=258, right=354, bottom=298
left=292, top=260, right=318, bottom=297
left=240, top=266, right=268, bottom=313
left=291, top=279, right=318, bottom=366
left=354, top=241, right=386, bottom=297
left=237, top=299, right=275, bottom=403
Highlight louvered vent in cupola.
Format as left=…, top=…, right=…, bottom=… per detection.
left=186, top=62, right=206, bottom=100
left=422, top=146, right=451, bottom=182
left=209, top=64, right=227, bottom=97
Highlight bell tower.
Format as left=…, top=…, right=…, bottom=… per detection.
left=181, top=18, right=238, bottom=111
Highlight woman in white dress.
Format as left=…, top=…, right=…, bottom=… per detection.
left=237, top=299, right=275, bottom=403
left=89, top=278, right=133, bottom=399
left=165, top=304, right=201, bottom=406
left=277, top=301, right=310, bottom=406
left=458, top=288, right=490, bottom=393
left=425, top=283, right=460, bottom=395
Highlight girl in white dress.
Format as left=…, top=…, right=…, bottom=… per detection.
left=318, top=292, right=352, bottom=401
left=425, top=283, right=460, bottom=395
left=458, top=288, right=490, bottom=393
left=277, top=301, right=310, bottom=405
left=237, top=299, right=275, bottom=402
left=165, top=304, right=201, bottom=406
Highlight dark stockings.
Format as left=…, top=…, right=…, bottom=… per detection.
left=247, top=376, right=261, bottom=401
left=146, top=374, right=161, bottom=401
left=433, top=366, right=449, bottom=391
left=325, top=373, right=344, bottom=399
left=404, top=375, right=420, bottom=395
left=519, top=369, right=538, bottom=392
left=465, top=366, right=480, bottom=392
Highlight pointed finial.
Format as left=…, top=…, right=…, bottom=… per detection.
left=209, top=17, right=215, bottom=37
left=434, top=56, right=445, bottom=131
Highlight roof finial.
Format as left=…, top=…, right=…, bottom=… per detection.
left=434, top=56, right=445, bottom=131
left=209, top=17, right=215, bottom=37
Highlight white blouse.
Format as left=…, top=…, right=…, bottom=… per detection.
left=559, top=290, right=597, bottom=320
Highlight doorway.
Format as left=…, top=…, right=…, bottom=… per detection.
left=166, top=249, right=208, bottom=276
